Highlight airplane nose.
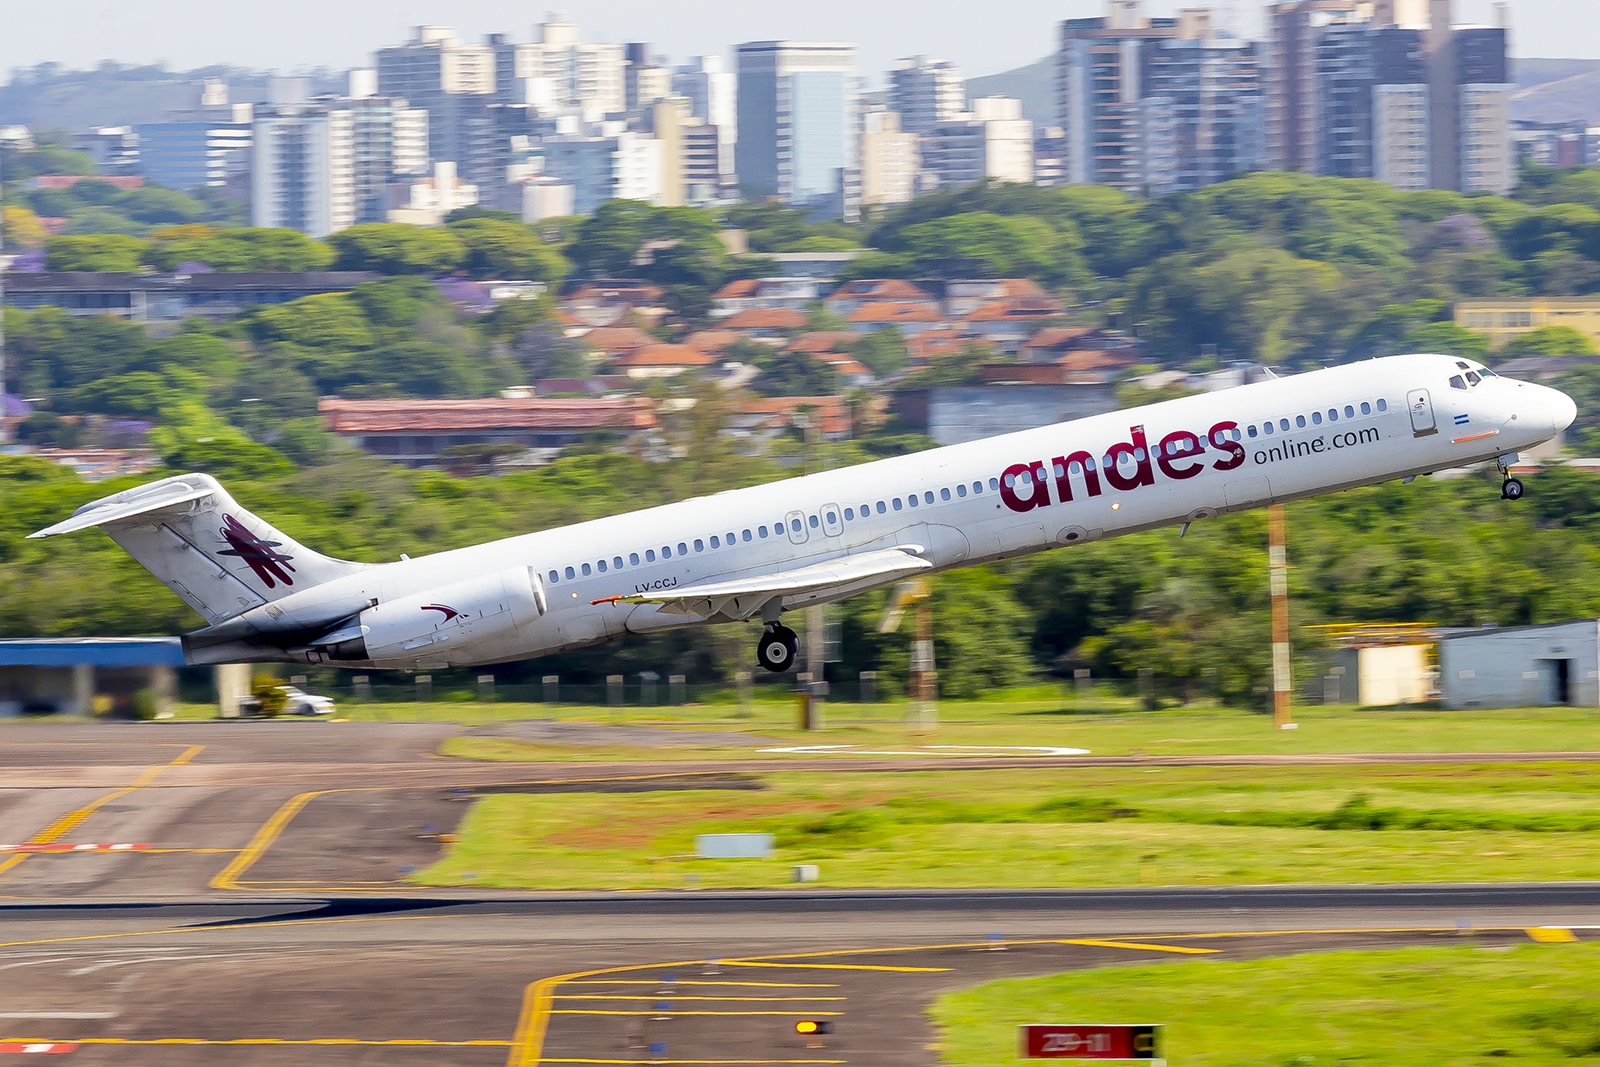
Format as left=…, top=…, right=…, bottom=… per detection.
left=1550, top=386, right=1578, bottom=435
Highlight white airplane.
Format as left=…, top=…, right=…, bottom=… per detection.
left=32, top=353, right=1576, bottom=674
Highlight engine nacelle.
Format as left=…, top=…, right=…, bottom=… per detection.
left=353, top=567, right=546, bottom=664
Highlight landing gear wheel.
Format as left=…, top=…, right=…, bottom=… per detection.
left=757, top=624, right=799, bottom=674
left=1502, top=477, right=1525, bottom=501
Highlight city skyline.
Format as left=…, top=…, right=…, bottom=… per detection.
left=0, top=0, right=1563, bottom=88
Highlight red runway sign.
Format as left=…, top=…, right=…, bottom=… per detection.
left=1019, top=1024, right=1162, bottom=1060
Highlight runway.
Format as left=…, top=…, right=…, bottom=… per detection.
left=3, top=890, right=1598, bottom=1066
left=3, top=721, right=1599, bottom=1063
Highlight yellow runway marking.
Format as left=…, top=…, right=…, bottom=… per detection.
left=721, top=960, right=948, bottom=972
left=541, top=1060, right=845, bottom=1065
left=209, top=789, right=334, bottom=891
left=0, top=745, right=202, bottom=883
left=557, top=996, right=845, bottom=1003
left=566, top=980, right=838, bottom=988
left=550, top=1017, right=844, bottom=1023
left=1526, top=926, right=1578, bottom=943
left=1066, top=938, right=1218, bottom=955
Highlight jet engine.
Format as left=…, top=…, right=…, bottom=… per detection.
left=320, top=567, right=546, bottom=665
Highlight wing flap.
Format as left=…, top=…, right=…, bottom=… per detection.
left=595, top=547, right=932, bottom=619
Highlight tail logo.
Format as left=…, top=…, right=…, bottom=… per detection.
left=216, top=515, right=296, bottom=589
left=423, top=605, right=462, bottom=623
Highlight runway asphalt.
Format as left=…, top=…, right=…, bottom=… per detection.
left=3, top=720, right=1599, bottom=1064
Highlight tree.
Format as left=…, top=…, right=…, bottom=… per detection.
left=146, top=228, right=335, bottom=272
left=1554, top=365, right=1600, bottom=455
left=569, top=200, right=657, bottom=277
left=1500, top=326, right=1599, bottom=359
left=851, top=329, right=910, bottom=378
left=746, top=341, right=842, bottom=397
left=513, top=321, right=592, bottom=381
left=327, top=224, right=466, bottom=275
left=2, top=205, right=46, bottom=250
left=446, top=217, right=570, bottom=282
left=44, top=234, right=145, bottom=271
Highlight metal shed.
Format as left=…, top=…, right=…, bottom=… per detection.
left=1437, top=620, right=1600, bottom=709
left=0, top=638, right=185, bottom=717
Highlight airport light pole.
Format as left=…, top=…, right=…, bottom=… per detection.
left=1268, top=504, right=1295, bottom=730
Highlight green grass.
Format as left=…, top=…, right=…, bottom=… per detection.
left=415, top=763, right=1600, bottom=890
left=430, top=703, right=1600, bottom=763
left=931, top=944, right=1600, bottom=1067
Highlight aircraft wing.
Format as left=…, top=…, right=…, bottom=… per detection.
left=594, top=546, right=933, bottom=619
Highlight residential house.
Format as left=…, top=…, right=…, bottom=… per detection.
left=576, top=326, right=659, bottom=361
left=960, top=299, right=1067, bottom=353
left=562, top=279, right=671, bottom=329
left=717, top=307, right=808, bottom=341
left=710, top=277, right=822, bottom=318
left=845, top=302, right=948, bottom=336
left=943, top=278, right=1054, bottom=317
left=824, top=278, right=936, bottom=316
left=610, top=344, right=718, bottom=379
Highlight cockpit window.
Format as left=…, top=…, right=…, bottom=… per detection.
left=1480, top=368, right=1496, bottom=377
left=1466, top=371, right=1481, bottom=385
left=1456, top=361, right=1470, bottom=370
left=1449, top=375, right=1467, bottom=390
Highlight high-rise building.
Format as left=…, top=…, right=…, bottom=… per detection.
left=859, top=110, right=920, bottom=208
left=515, top=11, right=626, bottom=118
left=651, top=98, right=726, bottom=207
left=252, top=84, right=431, bottom=236
left=377, top=26, right=495, bottom=167
left=541, top=123, right=664, bottom=215
left=673, top=56, right=737, bottom=180
left=1372, top=27, right=1430, bottom=189
left=889, top=56, right=966, bottom=135
left=136, top=80, right=254, bottom=192
left=736, top=41, right=859, bottom=219
left=921, top=97, right=1034, bottom=189
left=1058, top=3, right=1260, bottom=194
left=626, top=44, right=673, bottom=114
left=1266, top=0, right=1511, bottom=191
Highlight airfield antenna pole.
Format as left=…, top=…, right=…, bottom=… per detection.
left=1268, top=503, right=1295, bottom=730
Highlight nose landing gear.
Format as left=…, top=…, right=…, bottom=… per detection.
left=1497, top=453, right=1524, bottom=501
left=757, top=623, right=798, bottom=673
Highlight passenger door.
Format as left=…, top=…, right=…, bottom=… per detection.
left=1407, top=388, right=1437, bottom=437
left=784, top=509, right=809, bottom=546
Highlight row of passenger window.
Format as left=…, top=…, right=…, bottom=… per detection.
left=1244, top=397, right=1388, bottom=439
left=547, top=479, right=1001, bottom=585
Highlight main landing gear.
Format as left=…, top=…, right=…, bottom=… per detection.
left=757, top=623, right=798, bottom=673
left=1497, top=453, right=1524, bottom=501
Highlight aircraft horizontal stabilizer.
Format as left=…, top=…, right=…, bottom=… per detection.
left=594, top=546, right=933, bottom=620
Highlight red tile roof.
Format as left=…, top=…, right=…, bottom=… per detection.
left=712, top=279, right=762, bottom=300
left=830, top=279, right=932, bottom=302
left=962, top=299, right=1065, bottom=323
left=579, top=326, right=659, bottom=353
left=1025, top=326, right=1096, bottom=349
left=787, top=331, right=862, bottom=354
left=683, top=330, right=746, bottom=354
left=320, top=397, right=657, bottom=434
left=846, top=302, right=945, bottom=324
left=741, top=395, right=852, bottom=435
left=719, top=307, right=808, bottom=330
left=612, top=344, right=716, bottom=369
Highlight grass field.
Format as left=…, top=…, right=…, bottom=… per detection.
left=416, top=702, right=1600, bottom=763
left=930, top=943, right=1600, bottom=1067
left=415, top=762, right=1600, bottom=890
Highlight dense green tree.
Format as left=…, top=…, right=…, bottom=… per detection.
left=145, top=227, right=335, bottom=272
left=44, top=233, right=145, bottom=271
left=327, top=224, right=466, bottom=275
left=1499, top=325, right=1600, bottom=358
left=446, top=217, right=570, bottom=282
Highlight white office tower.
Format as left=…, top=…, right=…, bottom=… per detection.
left=921, top=96, right=1034, bottom=189
left=388, top=161, right=480, bottom=226
left=252, top=109, right=352, bottom=238
left=515, top=11, right=626, bottom=117
left=377, top=26, right=494, bottom=166
left=673, top=56, right=737, bottom=179
left=541, top=125, right=664, bottom=215
left=859, top=110, right=920, bottom=208
left=889, top=56, right=967, bottom=135
left=736, top=41, right=859, bottom=219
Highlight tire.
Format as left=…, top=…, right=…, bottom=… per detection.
left=757, top=626, right=799, bottom=674
left=1503, top=477, right=1525, bottom=501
